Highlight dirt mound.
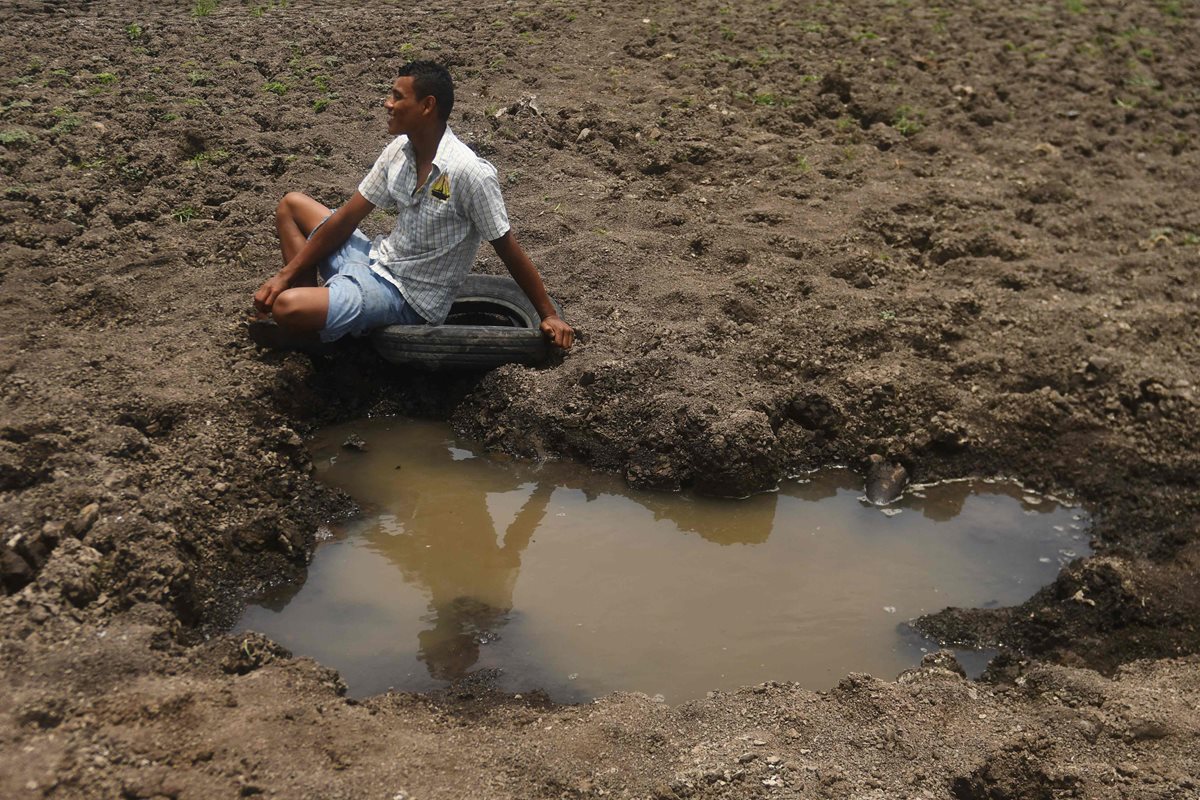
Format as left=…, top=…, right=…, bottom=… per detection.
left=1, top=0, right=1198, bottom=796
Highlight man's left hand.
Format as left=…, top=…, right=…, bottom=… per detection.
left=540, top=315, right=575, bottom=350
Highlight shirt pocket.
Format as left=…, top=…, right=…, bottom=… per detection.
left=414, top=192, right=465, bottom=248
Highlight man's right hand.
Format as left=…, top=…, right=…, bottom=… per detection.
left=253, top=274, right=291, bottom=317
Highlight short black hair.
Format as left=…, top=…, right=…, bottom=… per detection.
left=398, top=61, right=454, bottom=122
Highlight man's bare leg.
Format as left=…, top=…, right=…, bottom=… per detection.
left=250, top=193, right=335, bottom=349
left=275, top=192, right=333, bottom=287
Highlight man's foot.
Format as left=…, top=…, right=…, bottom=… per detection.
left=246, top=319, right=327, bottom=352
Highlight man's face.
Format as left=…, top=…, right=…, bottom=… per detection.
left=384, top=76, right=427, bottom=136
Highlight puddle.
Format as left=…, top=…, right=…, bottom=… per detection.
left=238, top=418, right=1091, bottom=703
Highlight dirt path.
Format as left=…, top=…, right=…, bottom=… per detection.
left=1, top=1, right=1198, bottom=797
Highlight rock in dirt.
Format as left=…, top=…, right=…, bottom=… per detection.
left=865, top=455, right=908, bottom=505
left=1, top=546, right=35, bottom=593
left=342, top=433, right=368, bottom=452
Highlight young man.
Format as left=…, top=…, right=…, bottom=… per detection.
left=252, top=61, right=574, bottom=350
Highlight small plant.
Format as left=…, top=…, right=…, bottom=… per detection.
left=0, top=99, right=33, bottom=116
left=719, top=25, right=734, bottom=41
left=312, top=96, right=334, bottom=113
left=263, top=81, right=288, bottom=95
left=0, top=128, right=35, bottom=146
left=312, top=74, right=331, bottom=92
left=398, top=42, right=415, bottom=58
left=172, top=206, right=199, bottom=223
left=126, top=23, right=143, bottom=40
left=792, top=154, right=812, bottom=174
left=192, top=0, right=219, bottom=17
left=50, top=114, right=82, bottom=135
left=1065, top=0, right=1086, bottom=12
left=880, top=310, right=896, bottom=321
left=94, top=72, right=118, bottom=86
left=753, top=92, right=789, bottom=107
left=1160, top=0, right=1182, bottom=16
left=893, top=105, right=924, bottom=136
left=187, top=70, right=209, bottom=86
left=187, top=148, right=229, bottom=167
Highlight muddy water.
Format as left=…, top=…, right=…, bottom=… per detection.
left=239, top=418, right=1090, bottom=703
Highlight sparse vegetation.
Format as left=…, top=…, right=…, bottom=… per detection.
left=263, top=80, right=288, bottom=95
left=893, top=104, right=924, bottom=136
left=0, top=128, right=36, bottom=146
left=192, top=0, right=219, bottom=17
left=171, top=205, right=199, bottom=223
left=126, top=23, right=143, bottom=40
left=187, top=148, right=230, bottom=167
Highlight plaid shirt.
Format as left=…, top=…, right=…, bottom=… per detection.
left=357, top=127, right=510, bottom=323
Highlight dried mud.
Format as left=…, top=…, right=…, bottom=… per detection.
left=2, top=1, right=1199, bottom=798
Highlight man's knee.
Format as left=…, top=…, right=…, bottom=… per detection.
left=276, top=191, right=303, bottom=221
left=272, top=290, right=306, bottom=325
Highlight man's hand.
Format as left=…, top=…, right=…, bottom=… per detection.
left=253, top=275, right=290, bottom=317
left=540, top=314, right=574, bottom=350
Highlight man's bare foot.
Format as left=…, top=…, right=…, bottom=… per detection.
left=246, top=319, right=324, bottom=352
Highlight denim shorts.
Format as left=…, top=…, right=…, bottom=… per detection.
left=310, top=217, right=426, bottom=342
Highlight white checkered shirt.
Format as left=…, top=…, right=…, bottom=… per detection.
left=357, top=127, right=510, bottom=324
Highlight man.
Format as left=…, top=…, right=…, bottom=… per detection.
left=252, top=61, right=574, bottom=351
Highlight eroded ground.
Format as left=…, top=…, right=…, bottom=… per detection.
left=1, top=1, right=1198, bottom=797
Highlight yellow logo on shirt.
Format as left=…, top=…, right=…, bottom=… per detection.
left=430, top=173, right=451, bottom=201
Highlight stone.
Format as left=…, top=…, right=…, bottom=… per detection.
left=865, top=454, right=908, bottom=505
left=68, top=503, right=100, bottom=538
left=1, top=546, right=35, bottom=593
left=342, top=433, right=368, bottom=452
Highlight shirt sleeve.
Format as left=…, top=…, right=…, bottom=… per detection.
left=357, top=139, right=401, bottom=211
left=460, top=159, right=510, bottom=242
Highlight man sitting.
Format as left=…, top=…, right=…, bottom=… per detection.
left=252, top=60, right=574, bottom=351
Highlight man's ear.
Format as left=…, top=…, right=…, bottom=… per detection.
left=421, top=95, right=438, bottom=118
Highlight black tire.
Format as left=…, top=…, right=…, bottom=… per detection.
left=371, top=274, right=562, bottom=370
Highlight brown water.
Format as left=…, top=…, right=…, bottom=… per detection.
left=238, top=418, right=1090, bottom=703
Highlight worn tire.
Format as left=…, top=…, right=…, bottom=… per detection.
left=371, top=274, right=562, bottom=370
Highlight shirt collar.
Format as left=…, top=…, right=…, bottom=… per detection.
left=400, top=125, right=457, bottom=172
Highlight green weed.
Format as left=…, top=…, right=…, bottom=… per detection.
left=94, top=72, right=118, bottom=86
left=187, top=148, right=229, bottom=167
left=1065, top=0, right=1086, bottom=13
left=0, top=99, right=33, bottom=116
left=312, top=96, right=334, bottom=113
left=192, top=0, right=219, bottom=17
left=1159, top=0, right=1182, bottom=16
left=792, top=154, right=812, bottom=174
left=893, top=105, right=924, bottom=136
left=753, top=92, right=789, bottom=107
left=172, top=206, right=199, bottom=223
left=187, top=70, right=209, bottom=86
left=263, top=81, right=288, bottom=95
left=50, top=114, right=82, bottom=135
left=312, top=74, right=331, bottom=92
left=126, top=23, right=143, bottom=40
left=0, top=128, right=36, bottom=146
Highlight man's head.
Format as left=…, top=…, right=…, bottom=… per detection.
left=397, top=60, right=454, bottom=121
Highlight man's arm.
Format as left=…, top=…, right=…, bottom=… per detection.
left=490, top=231, right=574, bottom=350
left=254, top=191, right=376, bottom=315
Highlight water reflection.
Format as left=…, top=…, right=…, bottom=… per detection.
left=239, top=419, right=1090, bottom=701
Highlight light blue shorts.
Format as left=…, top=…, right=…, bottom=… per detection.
left=310, top=217, right=426, bottom=342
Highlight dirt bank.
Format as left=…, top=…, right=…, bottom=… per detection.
left=1, top=0, right=1198, bottom=797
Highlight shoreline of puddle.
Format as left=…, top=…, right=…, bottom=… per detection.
left=237, top=417, right=1091, bottom=703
